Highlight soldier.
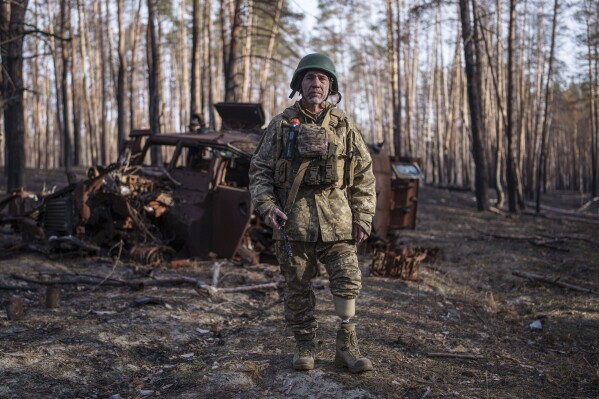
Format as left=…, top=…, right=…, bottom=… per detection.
left=249, top=53, right=376, bottom=373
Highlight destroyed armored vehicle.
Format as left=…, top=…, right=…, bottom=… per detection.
left=117, top=102, right=267, bottom=261
left=0, top=103, right=269, bottom=264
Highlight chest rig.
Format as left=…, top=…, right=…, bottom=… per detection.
left=274, top=106, right=356, bottom=212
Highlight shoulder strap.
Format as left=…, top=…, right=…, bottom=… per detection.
left=284, top=159, right=310, bottom=213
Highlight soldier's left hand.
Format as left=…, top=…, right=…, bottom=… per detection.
left=352, top=223, right=368, bottom=244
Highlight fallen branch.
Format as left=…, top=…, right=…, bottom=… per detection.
left=426, top=352, right=484, bottom=360
left=92, top=241, right=124, bottom=290
left=0, top=284, right=36, bottom=291
left=473, top=228, right=579, bottom=252
left=522, top=210, right=599, bottom=225
left=217, top=282, right=279, bottom=293
left=530, top=239, right=569, bottom=252
left=472, top=228, right=535, bottom=241
left=577, top=197, right=599, bottom=213
left=539, top=233, right=599, bottom=248
left=10, top=273, right=205, bottom=290
left=9, top=273, right=280, bottom=296
left=512, top=270, right=599, bottom=295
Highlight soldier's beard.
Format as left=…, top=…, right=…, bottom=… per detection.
left=304, top=92, right=326, bottom=105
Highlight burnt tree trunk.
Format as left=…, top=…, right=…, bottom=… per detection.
left=117, top=0, right=127, bottom=154
left=69, top=13, right=81, bottom=166
left=223, top=0, right=242, bottom=102
left=147, top=0, right=162, bottom=165
left=60, top=0, right=72, bottom=170
left=190, top=0, right=202, bottom=123
left=506, top=0, right=519, bottom=213
left=536, top=0, right=559, bottom=213
left=0, top=0, right=29, bottom=190
left=386, top=0, right=400, bottom=156
left=459, top=0, right=489, bottom=210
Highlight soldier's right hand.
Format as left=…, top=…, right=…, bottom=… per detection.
left=269, top=207, right=288, bottom=230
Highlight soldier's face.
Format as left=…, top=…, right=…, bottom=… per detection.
left=301, top=71, right=330, bottom=105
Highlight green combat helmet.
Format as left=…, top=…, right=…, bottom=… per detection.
left=289, top=53, right=340, bottom=101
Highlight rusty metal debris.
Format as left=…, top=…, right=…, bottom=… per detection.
left=369, top=245, right=428, bottom=280
left=0, top=103, right=273, bottom=265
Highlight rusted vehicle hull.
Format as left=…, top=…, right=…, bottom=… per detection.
left=370, top=149, right=422, bottom=239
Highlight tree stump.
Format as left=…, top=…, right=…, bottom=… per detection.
left=6, top=297, right=25, bottom=321
left=45, top=286, right=61, bottom=308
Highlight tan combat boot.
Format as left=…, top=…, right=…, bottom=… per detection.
left=334, top=323, right=373, bottom=373
left=293, top=332, right=316, bottom=370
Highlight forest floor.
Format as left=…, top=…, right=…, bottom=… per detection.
left=0, top=168, right=598, bottom=399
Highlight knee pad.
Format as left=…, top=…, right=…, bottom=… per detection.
left=334, top=296, right=355, bottom=320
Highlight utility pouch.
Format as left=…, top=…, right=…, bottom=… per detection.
left=344, top=155, right=356, bottom=187
left=297, top=124, right=329, bottom=158
left=274, top=159, right=291, bottom=187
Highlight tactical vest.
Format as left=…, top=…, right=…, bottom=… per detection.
left=273, top=106, right=356, bottom=190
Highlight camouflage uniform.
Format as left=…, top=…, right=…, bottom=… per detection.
left=249, top=101, right=376, bottom=335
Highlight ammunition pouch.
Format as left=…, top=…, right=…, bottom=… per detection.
left=302, top=142, right=339, bottom=186
left=343, top=153, right=355, bottom=187
left=297, top=124, right=329, bottom=158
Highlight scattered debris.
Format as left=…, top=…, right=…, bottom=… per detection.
left=485, top=291, right=498, bottom=313
left=133, top=296, right=166, bottom=306
left=369, top=245, right=429, bottom=280
left=512, top=270, right=599, bottom=295
left=529, top=319, right=543, bottom=330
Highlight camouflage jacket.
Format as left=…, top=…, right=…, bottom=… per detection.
left=249, top=101, right=376, bottom=242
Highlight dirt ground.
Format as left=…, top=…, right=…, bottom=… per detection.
left=1, top=169, right=598, bottom=399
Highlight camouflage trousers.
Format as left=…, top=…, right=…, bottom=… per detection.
left=275, top=239, right=361, bottom=335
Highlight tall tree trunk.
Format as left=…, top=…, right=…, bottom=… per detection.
left=0, top=0, right=29, bottom=190
left=147, top=0, right=162, bottom=165
left=535, top=0, right=559, bottom=213
left=32, top=0, right=42, bottom=169
left=69, top=16, right=81, bottom=166
left=459, top=0, right=489, bottom=210
left=494, top=0, right=505, bottom=207
left=98, top=1, right=108, bottom=165
left=129, top=0, right=143, bottom=134
left=505, top=0, right=519, bottom=213
left=258, top=0, right=283, bottom=99
left=395, top=0, right=403, bottom=156
left=205, top=0, right=215, bottom=129
left=241, top=0, right=254, bottom=102
left=179, top=0, right=189, bottom=130
left=77, top=0, right=97, bottom=166
left=584, top=0, right=598, bottom=197
left=190, top=0, right=202, bottom=123
left=223, top=0, right=243, bottom=102
left=386, top=0, right=398, bottom=156
left=117, top=0, right=127, bottom=154
left=60, top=0, right=72, bottom=170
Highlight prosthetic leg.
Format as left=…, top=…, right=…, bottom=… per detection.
left=333, top=296, right=373, bottom=373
